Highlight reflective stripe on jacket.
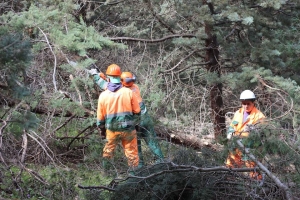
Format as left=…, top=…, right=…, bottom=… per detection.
left=230, top=107, right=265, bottom=137
left=97, top=87, right=141, bottom=131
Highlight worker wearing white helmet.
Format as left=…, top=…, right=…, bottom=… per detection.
left=226, top=90, right=265, bottom=180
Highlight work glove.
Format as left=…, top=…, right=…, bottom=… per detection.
left=226, top=126, right=235, bottom=140
left=100, top=127, right=106, bottom=136
left=87, top=68, right=99, bottom=76
left=97, top=126, right=106, bottom=137
left=96, top=120, right=106, bottom=136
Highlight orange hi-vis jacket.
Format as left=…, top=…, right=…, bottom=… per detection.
left=127, top=84, right=148, bottom=115
left=128, top=84, right=142, bottom=103
left=93, top=73, right=146, bottom=115
left=97, top=87, right=141, bottom=131
left=226, top=106, right=265, bottom=180
left=230, top=106, right=265, bottom=137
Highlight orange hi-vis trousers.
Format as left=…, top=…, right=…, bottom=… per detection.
left=226, top=148, right=262, bottom=180
left=103, top=129, right=139, bottom=167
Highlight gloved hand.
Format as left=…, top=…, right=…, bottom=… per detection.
left=100, top=127, right=106, bottom=136
left=227, top=132, right=233, bottom=140
left=97, top=126, right=106, bottom=137
left=227, top=127, right=235, bottom=140
left=87, top=68, right=98, bottom=76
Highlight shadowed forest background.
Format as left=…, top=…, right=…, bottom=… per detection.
left=0, top=0, right=300, bottom=199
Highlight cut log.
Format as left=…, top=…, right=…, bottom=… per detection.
left=155, top=125, right=222, bottom=151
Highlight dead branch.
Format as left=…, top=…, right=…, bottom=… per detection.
left=69, top=74, right=82, bottom=105
left=173, top=62, right=211, bottom=74
left=163, top=49, right=210, bottom=73
left=24, top=167, right=49, bottom=185
left=129, top=162, right=259, bottom=179
left=53, top=114, right=76, bottom=133
left=0, top=101, right=24, bottom=166
left=145, top=0, right=175, bottom=34
left=20, top=131, right=28, bottom=164
left=256, top=74, right=293, bottom=121
left=110, top=34, right=197, bottom=43
left=59, top=90, right=94, bottom=115
left=66, top=125, right=97, bottom=150
left=26, top=131, right=56, bottom=164
left=78, top=184, right=115, bottom=191
left=77, top=162, right=260, bottom=193
left=236, top=139, right=294, bottom=200
left=58, top=144, right=88, bottom=156
left=38, top=27, right=57, bottom=92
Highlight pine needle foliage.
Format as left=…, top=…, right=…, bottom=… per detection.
left=110, top=146, right=290, bottom=200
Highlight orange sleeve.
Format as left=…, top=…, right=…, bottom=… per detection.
left=130, top=84, right=143, bottom=103
left=97, top=93, right=106, bottom=125
left=131, top=90, right=141, bottom=114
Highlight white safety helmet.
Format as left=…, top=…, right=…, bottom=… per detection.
left=240, top=90, right=256, bottom=100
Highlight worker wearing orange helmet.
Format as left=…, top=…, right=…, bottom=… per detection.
left=96, top=64, right=141, bottom=168
left=121, top=72, right=164, bottom=167
left=88, top=68, right=164, bottom=167
left=226, top=90, right=265, bottom=180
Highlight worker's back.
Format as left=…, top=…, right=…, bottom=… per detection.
left=97, top=87, right=140, bottom=131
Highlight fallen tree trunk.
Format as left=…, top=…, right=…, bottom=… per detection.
left=155, top=125, right=222, bottom=151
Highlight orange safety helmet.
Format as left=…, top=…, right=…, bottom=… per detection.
left=121, top=72, right=136, bottom=87
left=106, top=64, right=121, bottom=76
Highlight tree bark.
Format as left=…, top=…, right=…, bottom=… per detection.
left=155, top=126, right=221, bottom=150
left=204, top=23, right=226, bottom=140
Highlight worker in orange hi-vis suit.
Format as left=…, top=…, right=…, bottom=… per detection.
left=96, top=64, right=141, bottom=169
left=226, top=90, right=265, bottom=180
left=88, top=68, right=164, bottom=167
left=121, top=72, right=164, bottom=167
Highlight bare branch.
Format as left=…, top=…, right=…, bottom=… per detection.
left=236, top=140, right=294, bottom=200
left=27, top=131, right=56, bottom=164
left=78, top=184, right=116, bottom=191
left=129, top=162, right=259, bottom=179
left=145, top=0, right=175, bottom=34
left=173, top=62, right=211, bottom=74
left=53, top=114, right=76, bottom=133
left=23, top=167, right=49, bottom=185
left=69, top=74, right=82, bottom=105
left=38, top=27, right=57, bottom=92
left=20, top=131, right=28, bottom=164
left=163, top=49, right=210, bottom=73
left=0, top=102, right=23, bottom=168
left=109, top=34, right=197, bottom=43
